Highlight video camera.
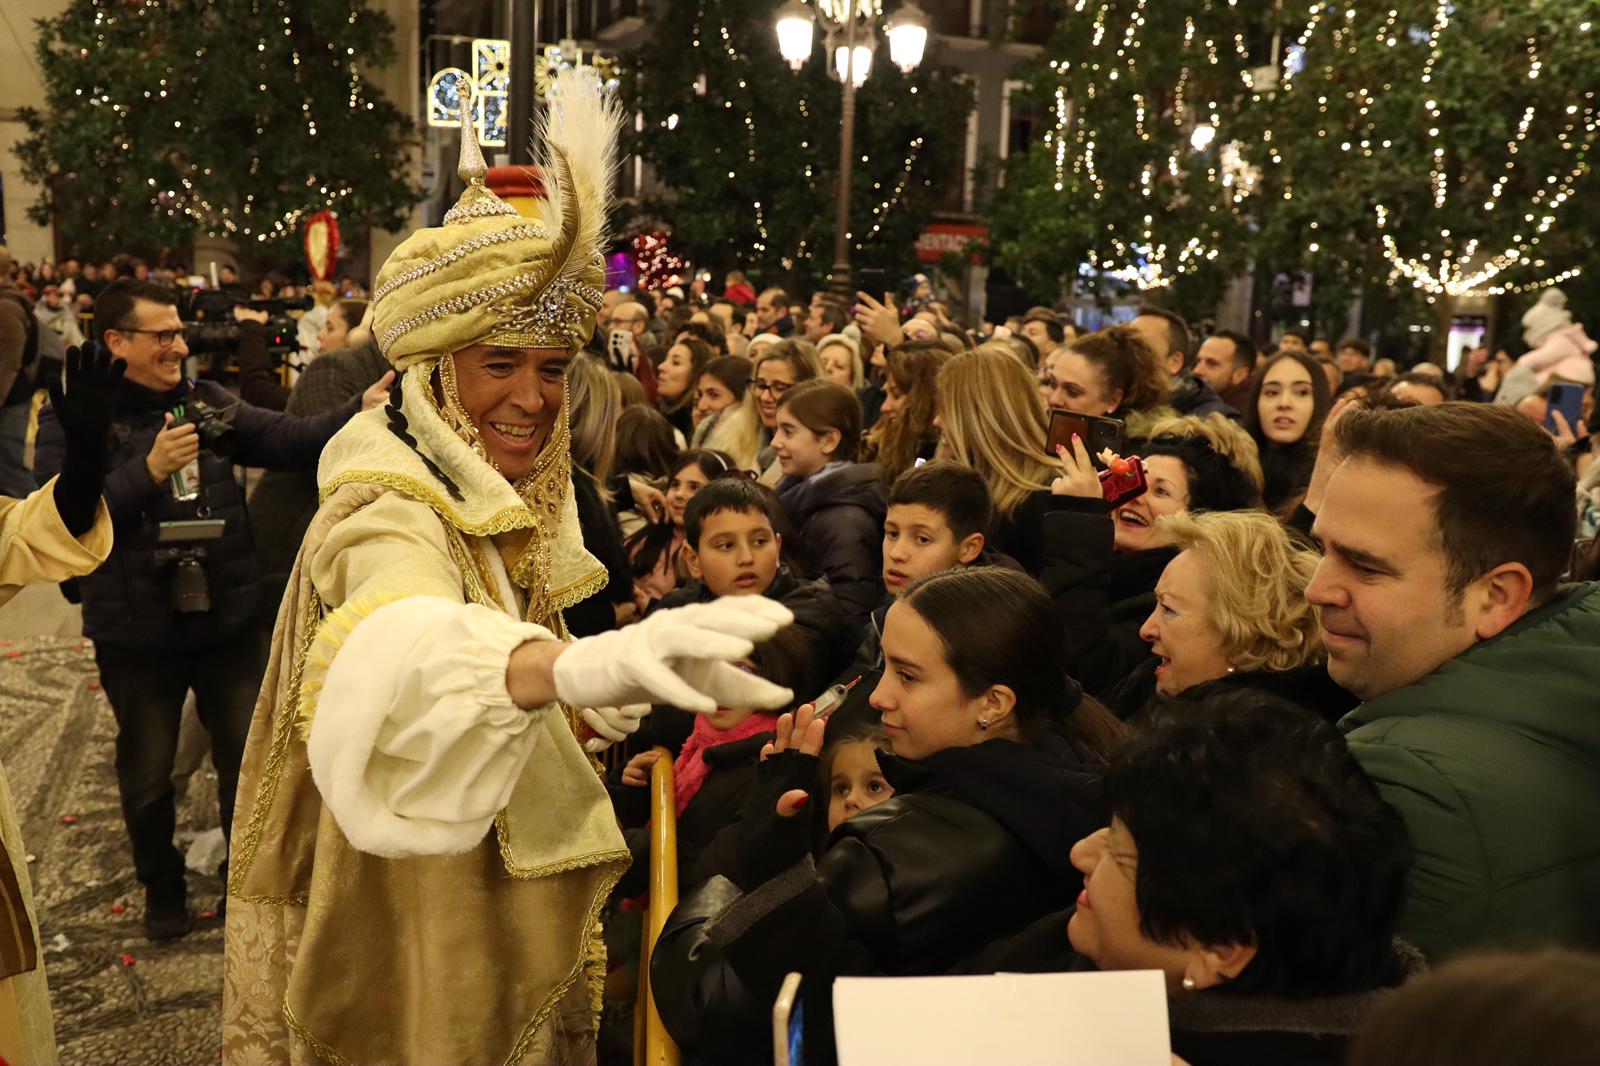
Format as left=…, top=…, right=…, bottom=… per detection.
left=154, top=518, right=226, bottom=614
left=178, top=288, right=308, bottom=363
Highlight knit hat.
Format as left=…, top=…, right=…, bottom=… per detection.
left=371, top=70, right=618, bottom=370
left=1521, top=288, right=1574, bottom=348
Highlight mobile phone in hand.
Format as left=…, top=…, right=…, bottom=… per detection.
left=773, top=972, right=804, bottom=1066
left=1546, top=382, right=1585, bottom=434
left=607, top=328, right=635, bottom=370
left=1045, top=409, right=1126, bottom=468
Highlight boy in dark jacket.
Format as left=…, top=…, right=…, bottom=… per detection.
left=634, top=478, right=855, bottom=754
left=828, top=460, right=1000, bottom=730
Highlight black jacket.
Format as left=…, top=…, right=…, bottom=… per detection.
left=565, top=470, right=633, bottom=638
left=670, top=733, right=1104, bottom=1064
left=637, top=569, right=858, bottom=754
left=34, top=377, right=356, bottom=651
left=1189, top=664, right=1357, bottom=725
left=987, top=489, right=1056, bottom=577
left=967, top=911, right=1425, bottom=1066
left=247, top=338, right=389, bottom=598
left=614, top=731, right=772, bottom=899
left=777, top=463, right=887, bottom=628
left=1169, top=373, right=1241, bottom=421
left=1258, top=439, right=1318, bottom=514
left=1038, top=500, right=1175, bottom=708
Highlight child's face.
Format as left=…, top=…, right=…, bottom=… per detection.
left=687, top=508, right=782, bottom=597
left=772, top=408, right=836, bottom=479
left=827, top=740, right=895, bottom=833
left=665, top=462, right=712, bottom=528
left=881, top=504, right=981, bottom=594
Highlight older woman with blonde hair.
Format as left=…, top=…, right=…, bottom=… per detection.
left=935, top=348, right=1060, bottom=571
left=1133, top=508, right=1355, bottom=721
left=1042, top=413, right=1267, bottom=708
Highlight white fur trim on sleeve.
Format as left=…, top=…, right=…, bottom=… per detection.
left=306, top=595, right=558, bottom=858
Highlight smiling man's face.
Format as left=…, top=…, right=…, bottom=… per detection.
left=448, top=345, right=570, bottom=482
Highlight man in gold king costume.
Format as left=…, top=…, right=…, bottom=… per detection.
left=222, top=71, right=794, bottom=1065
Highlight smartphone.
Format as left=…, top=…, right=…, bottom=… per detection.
left=773, top=971, right=804, bottom=1066
left=1045, top=409, right=1126, bottom=467
left=607, top=328, right=635, bottom=370
left=1546, top=382, right=1585, bottom=434
left=857, top=268, right=887, bottom=300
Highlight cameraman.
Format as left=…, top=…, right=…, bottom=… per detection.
left=33, top=279, right=390, bottom=941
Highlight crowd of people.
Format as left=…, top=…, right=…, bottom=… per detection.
left=0, top=69, right=1598, bottom=1066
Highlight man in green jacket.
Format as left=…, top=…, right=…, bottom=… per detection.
left=1305, top=401, right=1600, bottom=962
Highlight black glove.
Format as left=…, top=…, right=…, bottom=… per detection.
left=49, top=342, right=127, bottom=537
left=729, top=748, right=822, bottom=892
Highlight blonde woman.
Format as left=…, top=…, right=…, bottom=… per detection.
left=818, top=333, right=865, bottom=390
left=1041, top=413, right=1265, bottom=707
left=1134, top=509, right=1352, bottom=720
left=934, top=348, right=1060, bottom=571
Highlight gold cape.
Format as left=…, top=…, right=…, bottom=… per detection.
left=222, top=368, right=627, bottom=1066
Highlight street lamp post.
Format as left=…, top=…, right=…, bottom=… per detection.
left=776, top=1, right=928, bottom=294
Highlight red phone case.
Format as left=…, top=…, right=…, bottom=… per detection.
left=1098, top=456, right=1148, bottom=506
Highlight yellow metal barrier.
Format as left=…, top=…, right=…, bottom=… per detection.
left=634, top=747, right=681, bottom=1066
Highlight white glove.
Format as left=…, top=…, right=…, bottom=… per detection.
left=581, top=704, right=651, bottom=753
left=553, top=597, right=795, bottom=715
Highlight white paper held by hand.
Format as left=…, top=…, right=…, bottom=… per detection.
left=832, top=970, right=1170, bottom=1066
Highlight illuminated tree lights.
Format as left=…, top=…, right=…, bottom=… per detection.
left=1253, top=0, right=1598, bottom=302
left=17, top=0, right=418, bottom=255
left=622, top=0, right=970, bottom=287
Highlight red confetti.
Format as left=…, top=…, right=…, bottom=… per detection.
left=197, top=910, right=217, bottom=920
left=119, top=953, right=136, bottom=967
left=59, top=815, right=77, bottom=825
left=4, top=652, right=19, bottom=660
left=109, top=902, right=126, bottom=915
left=88, top=683, right=101, bottom=691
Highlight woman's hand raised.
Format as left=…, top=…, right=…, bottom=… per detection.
left=1051, top=434, right=1104, bottom=499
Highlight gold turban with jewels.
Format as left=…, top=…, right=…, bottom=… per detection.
left=371, top=70, right=619, bottom=370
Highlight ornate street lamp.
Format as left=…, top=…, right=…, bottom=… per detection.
left=775, top=1, right=929, bottom=292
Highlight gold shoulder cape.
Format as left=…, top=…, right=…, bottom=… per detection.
left=222, top=367, right=626, bottom=1066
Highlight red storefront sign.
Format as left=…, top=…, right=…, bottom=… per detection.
left=915, top=223, right=988, bottom=264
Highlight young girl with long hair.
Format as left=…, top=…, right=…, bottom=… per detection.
left=772, top=379, right=886, bottom=625
left=863, top=341, right=950, bottom=485
left=624, top=449, right=738, bottom=608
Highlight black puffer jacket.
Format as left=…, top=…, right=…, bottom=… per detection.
left=614, top=730, right=773, bottom=900
left=1038, top=500, right=1176, bottom=709
left=777, top=462, right=887, bottom=628
left=34, top=377, right=356, bottom=651
left=660, top=732, right=1103, bottom=1065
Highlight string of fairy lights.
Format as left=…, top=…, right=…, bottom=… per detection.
left=73, top=0, right=378, bottom=243
left=1045, top=0, right=1238, bottom=290
left=1276, top=0, right=1599, bottom=299
left=1047, top=0, right=1597, bottom=297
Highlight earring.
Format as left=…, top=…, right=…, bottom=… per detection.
left=1181, top=977, right=1196, bottom=991
left=977, top=718, right=991, bottom=731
